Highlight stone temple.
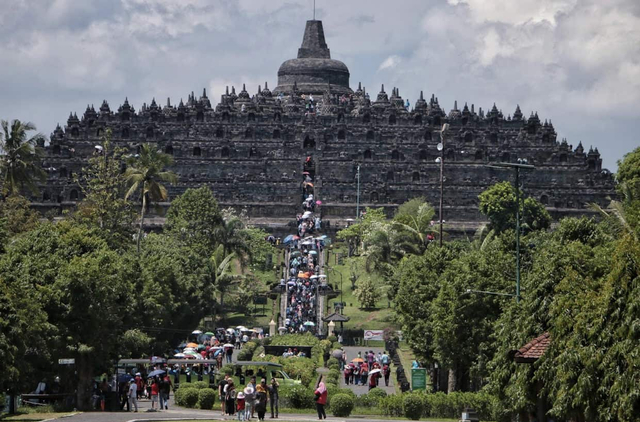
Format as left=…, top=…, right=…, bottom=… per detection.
left=37, top=20, right=615, bottom=234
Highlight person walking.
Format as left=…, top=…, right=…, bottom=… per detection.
left=268, top=378, right=279, bottom=418
left=160, top=374, right=172, bottom=410
left=219, top=374, right=229, bottom=415
left=314, top=379, right=327, bottom=420
left=150, top=377, right=159, bottom=410
left=236, top=392, right=246, bottom=421
left=383, top=364, right=390, bottom=387
left=225, top=380, right=236, bottom=416
left=127, top=379, right=138, bottom=412
left=243, top=384, right=255, bottom=421
left=255, top=379, right=268, bottom=421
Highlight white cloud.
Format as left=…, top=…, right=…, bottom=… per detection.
left=379, top=55, right=401, bottom=71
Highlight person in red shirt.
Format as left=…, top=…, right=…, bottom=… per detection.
left=314, top=379, right=327, bottom=420
left=368, top=372, right=378, bottom=391
left=383, top=364, right=391, bottom=387
left=150, top=377, right=159, bottom=410
left=360, top=362, right=369, bottom=386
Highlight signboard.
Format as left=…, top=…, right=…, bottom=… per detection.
left=411, top=368, right=427, bottom=391
left=58, top=358, right=75, bottom=365
left=363, top=330, right=384, bottom=341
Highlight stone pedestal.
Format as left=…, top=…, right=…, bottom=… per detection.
left=269, top=319, right=276, bottom=337
left=327, top=321, right=335, bottom=336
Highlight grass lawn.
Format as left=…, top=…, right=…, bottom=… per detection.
left=323, top=250, right=398, bottom=332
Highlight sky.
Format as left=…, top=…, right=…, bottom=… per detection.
left=0, top=0, right=638, bottom=171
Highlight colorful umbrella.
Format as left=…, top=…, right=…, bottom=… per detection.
left=204, top=332, right=215, bottom=336
left=283, top=235, right=295, bottom=244
left=351, top=358, right=364, bottom=363
left=298, top=273, right=310, bottom=279
left=309, top=250, right=318, bottom=255
left=316, top=200, right=322, bottom=205
left=148, top=369, right=166, bottom=378
left=304, top=321, right=315, bottom=326
left=186, top=342, right=198, bottom=348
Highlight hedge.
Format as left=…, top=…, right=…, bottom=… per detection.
left=175, top=387, right=199, bottom=408
left=237, top=341, right=259, bottom=361
left=197, top=388, right=216, bottom=409
left=330, top=394, right=355, bottom=417
left=378, top=391, right=499, bottom=421
left=403, top=394, right=424, bottom=420
left=279, top=384, right=315, bottom=409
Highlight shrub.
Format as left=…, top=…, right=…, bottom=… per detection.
left=330, top=393, right=355, bottom=417
left=332, top=341, right=342, bottom=350
left=422, top=391, right=498, bottom=420
left=221, top=364, right=234, bottom=376
left=191, top=381, right=210, bottom=389
left=197, top=388, right=216, bottom=409
left=327, top=335, right=337, bottom=343
left=175, top=387, right=199, bottom=408
left=237, top=341, right=258, bottom=360
left=403, top=394, right=424, bottom=420
left=280, top=384, right=315, bottom=409
left=379, top=394, right=403, bottom=417
left=358, top=387, right=388, bottom=407
left=327, top=357, right=340, bottom=370
left=327, top=369, right=340, bottom=385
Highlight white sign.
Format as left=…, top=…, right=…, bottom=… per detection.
left=58, top=358, right=75, bottom=365
left=363, top=330, right=384, bottom=341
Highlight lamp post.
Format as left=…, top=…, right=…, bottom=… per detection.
left=436, top=124, right=450, bottom=247
left=326, top=265, right=344, bottom=313
left=486, top=159, right=534, bottom=302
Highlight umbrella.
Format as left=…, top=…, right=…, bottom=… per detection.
left=352, top=358, right=364, bottom=363
left=148, top=369, right=166, bottom=378
left=310, top=275, right=319, bottom=279
left=306, top=182, right=314, bottom=187
left=302, top=211, right=313, bottom=218
left=214, top=349, right=223, bottom=357
left=298, top=273, right=310, bottom=279
left=369, top=369, right=382, bottom=376
left=118, top=374, right=133, bottom=383
left=309, top=250, right=318, bottom=255
left=316, top=200, right=322, bottom=205
left=302, top=172, right=310, bottom=175
left=304, top=321, right=315, bottom=327
left=283, top=235, right=295, bottom=244
left=184, top=354, right=196, bottom=359
left=287, top=281, right=296, bottom=286
left=204, top=332, right=215, bottom=336
left=226, top=328, right=235, bottom=333
left=192, top=330, right=203, bottom=335
left=197, top=345, right=206, bottom=351
left=278, top=327, right=287, bottom=331
left=174, top=353, right=186, bottom=358
left=223, top=343, right=234, bottom=348
left=332, top=350, right=344, bottom=359
left=291, top=251, right=301, bottom=256
left=186, top=342, right=198, bottom=348
left=184, top=350, right=198, bottom=355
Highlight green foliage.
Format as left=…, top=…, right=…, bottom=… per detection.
left=326, top=369, right=340, bottom=385
left=221, top=364, right=234, bottom=376
left=403, top=393, right=424, bottom=420
left=0, top=119, right=46, bottom=196
left=279, top=384, right=314, bottom=409
left=237, top=341, right=259, bottom=361
left=165, top=186, right=221, bottom=253
left=175, top=387, right=199, bottom=408
left=330, top=393, right=354, bottom=417
left=75, top=133, right=135, bottom=248
left=197, top=388, right=216, bottom=409
left=245, top=226, right=277, bottom=271
left=379, top=394, right=404, bottom=416
left=337, top=207, right=387, bottom=255
left=353, top=276, right=381, bottom=309
left=191, top=381, right=210, bottom=390
left=0, top=195, right=39, bottom=250
left=327, top=357, right=340, bottom=371
left=617, top=146, right=640, bottom=198
left=479, top=181, right=551, bottom=233
left=357, top=389, right=387, bottom=408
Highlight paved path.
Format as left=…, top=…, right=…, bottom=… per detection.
left=339, top=346, right=394, bottom=396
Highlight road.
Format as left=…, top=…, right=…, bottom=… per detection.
left=339, top=346, right=395, bottom=396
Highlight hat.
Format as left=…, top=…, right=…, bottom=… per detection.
left=237, top=392, right=245, bottom=399
left=244, top=386, right=254, bottom=395
left=129, top=379, right=135, bottom=383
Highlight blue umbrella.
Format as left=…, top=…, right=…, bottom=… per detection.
left=214, top=349, right=223, bottom=357
left=148, top=369, right=166, bottom=378
left=283, top=235, right=295, bottom=244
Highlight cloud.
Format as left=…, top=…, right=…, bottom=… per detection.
left=378, top=55, right=401, bottom=71
left=0, top=0, right=637, bottom=171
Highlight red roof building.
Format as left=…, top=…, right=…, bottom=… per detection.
left=513, top=332, right=551, bottom=364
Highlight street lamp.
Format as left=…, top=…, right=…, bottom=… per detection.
left=486, top=158, right=535, bottom=302
left=356, top=165, right=361, bottom=219
left=436, top=124, right=450, bottom=247
left=326, top=265, right=344, bottom=313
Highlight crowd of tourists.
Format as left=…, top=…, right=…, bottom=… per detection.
left=218, top=375, right=278, bottom=421
left=343, top=350, right=392, bottom=390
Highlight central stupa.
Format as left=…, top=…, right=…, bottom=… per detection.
left=274, top=20, right=352, bottom=95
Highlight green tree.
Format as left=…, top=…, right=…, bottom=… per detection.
left=353, top=276, right=380, bottom=309
left=214, top=209, right=252, bottom=264
left=0, top=119, right=46, bottom=196
left=124, top=144, right=177, bottom=252
left=165, top=186, right=222, bottom=253
left=392, top=196, right=437, bottom=252
left=336, top=207, right=386, bottom=255
left=210, top=244, right=245, bottom=311
left=75, top=131, right=135, bottom=248
left=478, top=181, right=551, bottom=234
left=0, top=194, right=40, bottom=250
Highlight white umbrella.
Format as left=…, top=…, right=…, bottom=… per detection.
left=310, top=275, right=319, bottom=279
left=183, top=347, right=195, bottom=352
left=304, top=321, right=315, bottom=327
left=278, top=327, right=287, bottom=331
left=236, top=325, right=247, bottom=329
left=226, top=328, right=235, bottom=333
left=192, top=330, right=203, bottom=335
left=369, top=368, right=382, bottom=376
left=223, top=343, right=234, bottom=348
left=174, top=353, right=186, bottom=358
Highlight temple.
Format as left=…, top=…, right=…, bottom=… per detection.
left=36, top=20, right=615, bottom=235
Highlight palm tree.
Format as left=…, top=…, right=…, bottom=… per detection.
left=210, top=245, right=245, bottom=312
left=213, top=213, right=252, bottom=266
left=125, top=144, right=177, bottom=252
left=0, top=120, right=46, bottom=197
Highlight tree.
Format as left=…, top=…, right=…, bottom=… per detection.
left=0, top=119, right=46, bottom=196
left=616, top=146, right=640, bottom=198
left=213, top=209, right=252, bottom=265
left=165, top=186, right=222, bottom=254
left=75, top=131, right=135, bottom=248
left=0, top=195, right=40, bottom=250
left=336, top=207, right=386, bottom=255
left=124, top=144, right=177, bottom=252
left=392, top=197, right=436, bottom=253
left=210, top=244, right=245, bottom=311
left=479, top=181, right=551, bottom=233
left=353, top=276, right=380, bottom=309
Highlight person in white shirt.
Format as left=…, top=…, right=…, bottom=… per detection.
left=128, top=380, right=138, bottom=412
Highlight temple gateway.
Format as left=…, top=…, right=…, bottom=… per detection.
left=38, top=20, right=615, bottom=234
